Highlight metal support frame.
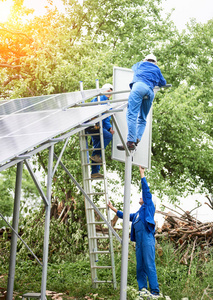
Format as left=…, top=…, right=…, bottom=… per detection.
left=1, top=79, right=163, bottom=298
left=111, top=115, right=130, bottom=155
left=120, top=152, right=133, bottom=300
left=24, top=160, right=48, bottom=206
left=76, top=97, right=128, bottom=107
left=54, top=154, right=121, bottom=244
left=41, top=145, right=54, bottom=300
left=7, top=161, right=23, bottom=300
left=3, top=120, right=123, bottom=298
left=0, top=212, right=42, bottom=266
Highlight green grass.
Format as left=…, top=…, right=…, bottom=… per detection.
left=1, top=240, right=213, bottom=299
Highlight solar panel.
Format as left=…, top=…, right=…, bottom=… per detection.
left=0, top=86, right=126, bottom=168
left=0, top=88, right=105, bottom=117
left=0, top=102, right=119, bottom=166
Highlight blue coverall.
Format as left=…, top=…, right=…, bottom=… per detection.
left=90, top=95, right=113, bottom=175
left=127, top=61, right=166, bottom=143
left=117, top=177, right=160, bottom=294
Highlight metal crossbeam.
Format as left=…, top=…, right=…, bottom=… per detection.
left=53, top=154, right=122, bottom=244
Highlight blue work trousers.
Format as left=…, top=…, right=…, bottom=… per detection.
left=91, top=128, right=112, bottom=174
left=134, top=219, right=159, bottom=294
left=126, top=82, right=154, bottom=143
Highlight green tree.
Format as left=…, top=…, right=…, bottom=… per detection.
left=0, top=166, right=41, bottom=228
left=0, top=178, right=13, bottom=228
left=0, top=0, right=212, bottom=211
left=0, top=0, right=175, bottom=98
left=147, top=19, right=213, bottom=200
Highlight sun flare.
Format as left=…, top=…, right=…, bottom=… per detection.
left=0, top=0, right=64, bottom=24
left=0, top=0, right=13, bottom=23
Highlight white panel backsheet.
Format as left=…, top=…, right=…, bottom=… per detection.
left=112, top=66, right=153, bottom=169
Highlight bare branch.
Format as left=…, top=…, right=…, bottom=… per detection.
left=3, top=75, right=22, bottom=86
left=0, top=64, right=21, bottom=69
left=188, top=236, right=198, bottom=275
left=0, top=27, right=34, bottom=42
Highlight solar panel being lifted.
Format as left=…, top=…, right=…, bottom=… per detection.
left=0, top=89, right=121, bottom=168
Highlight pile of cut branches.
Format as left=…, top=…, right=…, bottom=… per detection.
left=155, top=204, right=213, bottom=272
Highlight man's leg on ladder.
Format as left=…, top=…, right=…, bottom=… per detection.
left=136, top=90, right=154, bottom=142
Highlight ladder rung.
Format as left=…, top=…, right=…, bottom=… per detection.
left=80, top=132, right=116, bottom=288
left=87, top=206, right=106, bottom=210
left=22, top=293, right=41, bottom=298
left=81, top=148, right=102, bottom=151
left=91, top=250, right=110, bottom=254
left=90, top=236, right=109, bottom=239
left=80, top=133, right=100, bottom=137
left=85, top=177, right=104, bottom=181
left=87, top=192, right=105, bottom=195
left=82, top=162, right=104, bottom=166
left=91, top=266, right=112, bottom=269
left=88, top=221, right=105, bottom=224
left=93, top=280, right=113, bottom=283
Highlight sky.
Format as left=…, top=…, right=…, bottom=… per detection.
left=0, top=0, right=213, bottom=30
left=161, top=0, right=213, bottom=30
left=25, top=0, right=213, bottom=31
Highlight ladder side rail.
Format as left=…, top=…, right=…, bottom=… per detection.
left=96, top=80, right=117, bottom=289
left=79, top=130, right=99, bottom=287
left=79, top=81, right=99, bottom=287
left=54, top=153, right=122, bottom=243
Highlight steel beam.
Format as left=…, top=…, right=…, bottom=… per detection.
left=0, top=212, right=42, bottom=266
left=24, top=160, right=49, bottom=206
left=120, top=152, right=133, bottom=300
left=41, top=145, right=54, bottom=300
left=54, top=154, right=122, bottom=244
left=111, top=115, right=130, bottom=155
left=7, top=161, right=23, bottom=300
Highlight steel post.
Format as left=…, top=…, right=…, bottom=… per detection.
left=41, top=145, right=54, bottom=300
left=7, top=161, right=23, bottom=300
left=120, top=153, right=132, bottom=300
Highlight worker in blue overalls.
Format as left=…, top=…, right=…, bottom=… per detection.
left=89, top=84, right=114, bottom=179
left=117, top=54, right=166, bottom=151
left=108, top=166, right=161, bottom=299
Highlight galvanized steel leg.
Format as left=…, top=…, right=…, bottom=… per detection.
left=7, top=161, right=23, bottom=300
left=41, top=145, right=54, bottom=300
left=120, top=153, right=132, bottom=300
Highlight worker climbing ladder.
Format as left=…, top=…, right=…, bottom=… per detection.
left=79, top=82, right=117, bottom=289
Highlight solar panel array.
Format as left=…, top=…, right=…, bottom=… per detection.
left=0, top=89, right=102, bottom=117
left=0, top=89, right=119, bottom=168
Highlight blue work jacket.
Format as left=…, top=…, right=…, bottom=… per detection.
left=117, top=177, right=155, bottom=242
left=91, top=95, right=112, bottom=131
left=130, top=61, right=166, bottom=90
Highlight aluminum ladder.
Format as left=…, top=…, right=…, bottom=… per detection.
left=79, top=119, right=117, bottom=289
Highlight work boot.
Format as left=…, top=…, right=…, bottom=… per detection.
left=150, top=292, right=163, bottom=299
left=90, top=155, right=102, bottom=163
left=139, top=288, right=152, bottom=298
left=117, top=141, right=136, bottom=151
left=135, top=138, right=140, bottom=146
left=91, top=173, right=104, bottom=179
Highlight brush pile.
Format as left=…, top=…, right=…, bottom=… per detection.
left=155, top=204, right=213, bottom=271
